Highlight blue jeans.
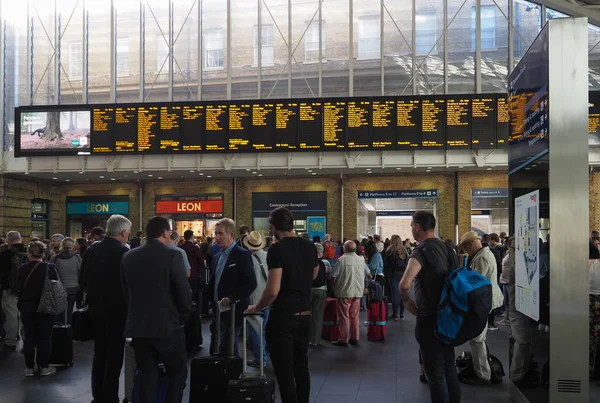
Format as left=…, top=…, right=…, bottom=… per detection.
left=388, top=274, right=404, bottom=317
left=220, top=323, right=243, bottom=357
left=248, top=308, right=270, bottom=364
left=415, top=316, right=461, bottom=403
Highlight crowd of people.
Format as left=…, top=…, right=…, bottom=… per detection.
left=0, top=209, right=599, bottom=403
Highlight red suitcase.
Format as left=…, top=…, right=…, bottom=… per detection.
left=321, top=298, right=339, bottom=341
left=367, top=300, right=387, bottom=341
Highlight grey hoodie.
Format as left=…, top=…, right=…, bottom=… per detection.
left=50, top=251, right=82, bottom=291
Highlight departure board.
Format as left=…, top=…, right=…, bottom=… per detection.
left=496, top=96, right=509, bottom=149
left=114, top=106, right=137, bottom=153
left=347, top=99, right=371, bottom=149
left=421, top=97, right=445, bottom=148
left=274, top=102, right=298, bottom=150
left=590, top=91, right=600, bottom=146
left=397, top=99, right=421, bottom=149
left=205, top=104, right=228, bottom=151
left=137, top=106, right=160, bottom=153
left=228, top=103, right=252, bottom=151
left=181, top=104, right=205, bottom=152
left=323, top=100, right=347, bottom=149
left=158, top=105, right=181, bottom=152
left=371, top=99, right=396, bottom=150
left=251, top=102, right=275, bottom=151
left=92, top=106, right=115, bottom=153
left=299, top=101, right=322, bottom=149
left=471, top=96, right=496, bottom=149
left=446, top=96, right=471, bottom=148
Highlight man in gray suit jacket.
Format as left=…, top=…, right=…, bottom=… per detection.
left=121, top=216, right=192, bottom=403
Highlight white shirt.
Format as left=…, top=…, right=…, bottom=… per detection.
left=589, top=259, right=600, bottom=295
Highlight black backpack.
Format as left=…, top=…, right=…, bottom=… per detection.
left=9, top=247, right=28, bottom=291
left=456, top=347, right=505, bottom=384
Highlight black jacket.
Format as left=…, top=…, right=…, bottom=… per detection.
left=80, top=236, right=129, bottom=320
left=121, top=239, right=192, bottom=339
left=0, top=243, right=27, bottom=290
left=383, top=250, right=408, bottom=278
left=207, top=244, right=256, bottom=326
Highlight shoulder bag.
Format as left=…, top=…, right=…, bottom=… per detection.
left=37, top=263, right=68, bottom=316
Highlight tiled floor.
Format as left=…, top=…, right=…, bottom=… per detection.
left=0, top=312, right=598, bottom=403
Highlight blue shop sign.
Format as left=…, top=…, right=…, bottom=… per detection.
left=67, top=201, right=129, bottom=215
left=358, top=190, right=438, bottom=199
left=471, top=188, right=509, bottom=198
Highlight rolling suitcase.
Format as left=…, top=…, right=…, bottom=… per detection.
left=367, top=300, right=387, bottom=342
left=322, top=298, right=339, bottom=341
left=132, top=363, right=168, bottom=403
left=185, top=300, right=203, bottom=352
left=49, top=311, right=73, bottom=368
left=227, top=312, right=275, bottom=402
left=123, top=339, right=136, bottom=403
left=189, top=302, right=243, bottom=403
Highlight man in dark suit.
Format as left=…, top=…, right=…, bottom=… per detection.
left=180, top=229, right=207, bottom=308
left=121, top=216, right=192, bottom=403
left=80, top=214, right=131, bottom=403
left=208, top=218, right=256, bottom=356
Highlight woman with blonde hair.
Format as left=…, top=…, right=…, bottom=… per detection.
left=50, top=237, right=81, bottom=325
left=383, top=235, right=408, bottom=320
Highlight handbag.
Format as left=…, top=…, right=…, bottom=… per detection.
left=37, top=263, right=68, bottom=316
left=72, top=305, right=94, bottom=342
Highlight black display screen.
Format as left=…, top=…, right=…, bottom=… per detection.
left=298, top=101, right=322, bottom=150
left=347, top=99, right=371, bottom=149
left=91, top=106, right=115, bottom=154
left=323, top=100, right=347, bottom=149
left=274, top=101, right=298, bottom=150
left=114, top=106, right=138, bottom=153
left=496, top=96, right=509, bottom=149
left=397, top=99, right=421, bottom=149
left=251, top=101, right=275, bottom=151
left=181, top=104, right=205, bottom=152
left=471, top=95, right=496, bottom=149
left=371, top=98, right=396, bottom=150
left=228, top=103, right=252, bottom=152
left=446, top=96, right=471, bottom=148
left=205, top=103, right=228, bottom=152
left=158, top=105, right=182, bottom=152
left=421, top=97, right=445, bottom=148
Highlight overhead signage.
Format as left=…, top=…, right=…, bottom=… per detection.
left=252, top=191, right=327, bottom=213
left=155, top=200, right=224, bottom=214
left=515, top=189, right=540, bottom=321
left=358, top=190, right=438, bottom=199
left=376, top=211, right=415, bottom=217
left=67, top=201, right=129, bottom=215
left=471, top=188, right=509, bottom=198
left=31, top=213, right=48, bottom=220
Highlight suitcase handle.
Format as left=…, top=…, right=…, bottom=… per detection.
left=214, top=300, right=238, bottom=357
left=241, top=311, right=266, bottom=379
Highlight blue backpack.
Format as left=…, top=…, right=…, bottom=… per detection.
left=435, top=252, right=492, bottom=346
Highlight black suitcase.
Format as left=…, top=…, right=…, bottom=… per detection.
left=227, top=312, right=275, bottom=403
left=50, top=312, right=73, bottom=368
left=185, top=301, right=203, bottom=352
left=189, top=302, right=243, bottom=403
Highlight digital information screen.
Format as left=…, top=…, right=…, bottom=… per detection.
left=347, top=99, right=370, bottom=149
left=181, top=105, right=204, bottom=152
left=228, top=103, right=252, bottom=151
left=299, top=101, right=322, bottom=149
left=158, top=105, right=181, bottom=152
left=205, top=104, right=228, bottom=152
left=92, top=106, right=115, bottom=153
left=275, top=101, right=298, bottom=150
left=114, top=106, right=137, bottom=153
left=371, top=99, right=396, bottom=150
left=497, top=96, right=509, bottom=149
left=421, top=97, right=445, bottom=148
left=589, top=91, right=600, bottom=146
left=137, top=105, right=159, bottom=153
left=471, top=96, right=496, bottom=149
left=251, top=102, right=275, bottom=151
left=397, top=99, right=421, bottom=149
left=446, top=96, right=471, bottom=148
left=323, top=100, right=346, bottom=149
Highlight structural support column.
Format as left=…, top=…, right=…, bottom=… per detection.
left=318, top=0, right=322, bottom=97
left=27, top=0, right=33, bottom=105
left=168, top=0, right=174, bottom=101
left=140, top=0, right=145, bottom=102
left=475, top=0, right=481, bottom=93
left=82, top=0, right=89, bottom=103
left=508, top=0, right=514, bottom=75
left=54, top=0, right=61, bottom=104
left=226, top=0, right=231, bottom=100
left=380, top=0, right=384, bottom=96
left=197, top=0, right=202, bottom=100
left=287, top=0, right=292, bottom=97
left=443, top=0, right=448, bottom=94
left=110, top=0, right=117, bottom=103
left=349, top=0, right=353, bottom=96
left=257, top=0, right=262, bottom=99
left=0, top=0, right=5, bottom=154
left=411, top=0, right=416, bottom=95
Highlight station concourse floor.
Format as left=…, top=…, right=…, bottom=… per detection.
left=0, top=311, right=598, bottom=403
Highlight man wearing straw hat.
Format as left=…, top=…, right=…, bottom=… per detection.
left=243, top=231, right=270, bottom=368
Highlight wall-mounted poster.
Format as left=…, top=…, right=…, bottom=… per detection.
left=515, top=189, right=540, bottom=321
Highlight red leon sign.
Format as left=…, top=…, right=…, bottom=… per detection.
left=155, top=200, right=223, bottom=214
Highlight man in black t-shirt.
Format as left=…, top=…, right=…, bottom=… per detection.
left=245, top=207, right=319, bottom=403
left=399, top=211, right=461, bottom=403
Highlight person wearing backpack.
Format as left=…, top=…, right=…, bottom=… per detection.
left=0, top=231, right=28, bottom=352
left=384, top=235, right=408, bottom=321
left=49, top=237, right=82, bottom=325
left=323, top=234, right=336, bottom=265
left=458, top=231, right=504, bottom=386
left=399, top=212, right=461, bottom=403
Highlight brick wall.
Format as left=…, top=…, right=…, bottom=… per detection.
left=343, top=173, right=455, bottom=240
left=236, top=177, right=342, bottom=240
left=0, top=176, right=61, bottom=241
left=590, top=170, right=600, bottom=233
left=143, top=179, right=234, bottom=226
left=457, top=171, right=509, bottom=238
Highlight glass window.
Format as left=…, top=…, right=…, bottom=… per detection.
left=116, top=2, right=140, bottom=103
left=513, top=0, right=542, bottom=68
left=358, top=15, right=380, bottom=59
left=117, top=38, right=129, bottom=76
left=204, top=28, right=224, bottom=69
left=546, top=8, right=568, bottom=20
left=69, top=42, right=83, bottom=79
left=157, top=36, right=169, bottom=73
left=254, top=24, right=274, bottom=65
left=472, top=5, right=496, bottom=50
left=416, top=10, right=437, bottom=55
left=305, top=21, right=326, bottom=62
left=383, top=0, right=413, bottom=96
